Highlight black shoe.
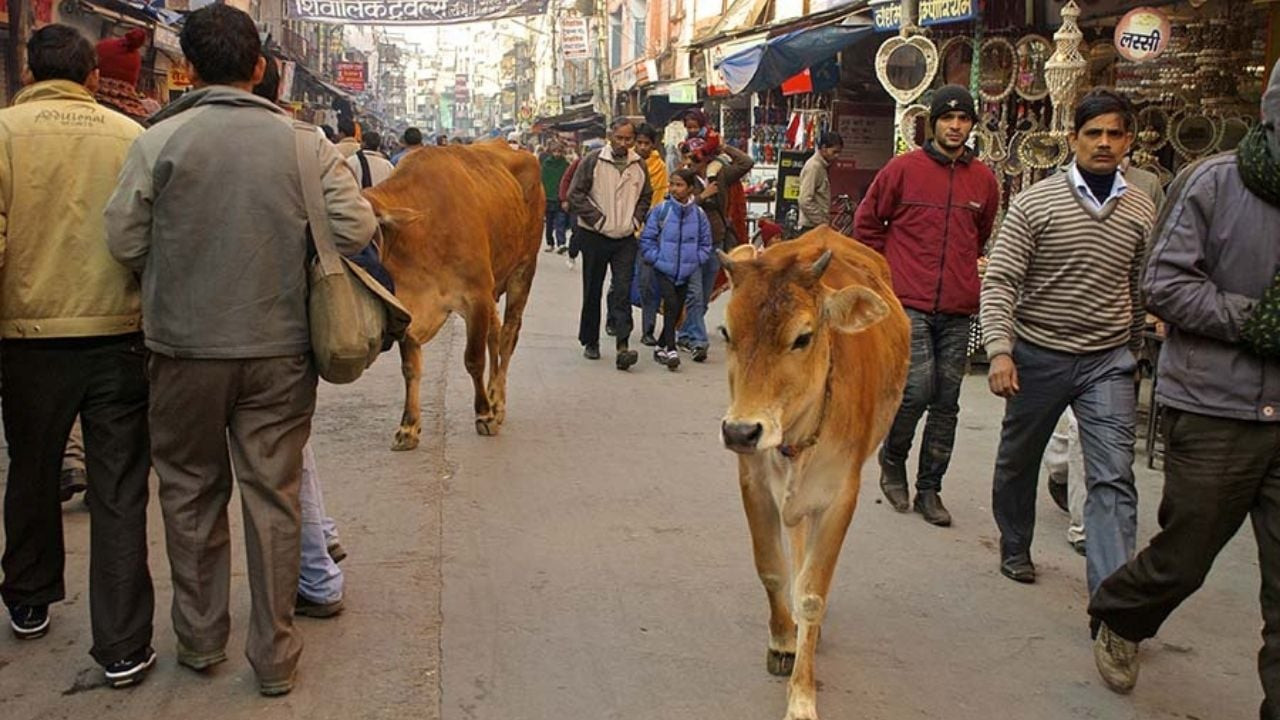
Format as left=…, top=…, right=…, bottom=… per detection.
left=583, top=344, right=601, bottom=360
left=605, top=322, right=617, bottom=337
left=8, top=604, right=49, bottom=639
left=555, top=245, right=568, bottom=255
left=640, top=333, right=658, bottom=347
left=676, top=339, right=694, bottom=354
left=691, top=346, right=708, bottom=363
left=1070, top=538, right=1087, bottom=557
left=1000, top=553, right=1037, bottom=584
left=616, top=343, right=638, bottom=371
left=878, top=464, right=910, bottom=512
left=105, top=645, right=157, bottom=688
left=327, top=541, right=347, bottom=564
left=913, top=490, right=952, bottom=527
left=59, top=468, right=87, bottom=503
left=295, top=594, right=344, bottom=619
left=1048, top=478, right=1070, bottom=513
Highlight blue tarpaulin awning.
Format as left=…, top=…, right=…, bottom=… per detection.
left=716, top=23, right=874, bottom=96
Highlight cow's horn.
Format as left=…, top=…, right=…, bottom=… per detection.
left=811, top=249, right=834, bottom=279
left=716, top=249, right=736, bottom=275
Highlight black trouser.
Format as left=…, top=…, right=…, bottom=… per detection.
left=655, top=273, right=687, bottom=351
left=0, top=334, right=153, bottom=666
left=578, top=228, right=637, bottom=348
left=1089, top=409, right=1280, bottom=717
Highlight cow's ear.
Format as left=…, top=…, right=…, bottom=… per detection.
left=824, top=286, right=889, bottom=334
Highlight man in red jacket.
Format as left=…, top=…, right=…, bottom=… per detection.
left=853, top=85, right=1001, bottom=527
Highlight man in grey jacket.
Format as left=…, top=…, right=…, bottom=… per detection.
left=568, top=117, right=653, bottom=369
left=104, top=4, right=375, bottom=698
left=1088, top=60, right=1280, bottom=717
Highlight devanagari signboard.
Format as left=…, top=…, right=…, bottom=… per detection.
left=287, top=0, right=547, bottom=25
left=1114, top=7, right=1171, bottom=63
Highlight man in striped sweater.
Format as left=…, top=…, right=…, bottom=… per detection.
left=981, top=89, right=1155, bottom=589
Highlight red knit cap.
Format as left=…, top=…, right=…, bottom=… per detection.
left=96, top=29, right=147, bottom=85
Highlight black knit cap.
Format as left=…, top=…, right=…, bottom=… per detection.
left=930, top=85, right=977, bottom=126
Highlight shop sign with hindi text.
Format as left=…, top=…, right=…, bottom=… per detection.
left=561, top=17, right=591, bottom=60
left=287, top=0, right=547, bottom=25
left=1114, top=7, right=1170, bottom=63
left=335, top=62, right=367, bottom=92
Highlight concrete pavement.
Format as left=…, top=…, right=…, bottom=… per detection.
left=0, top=249, right=1265, bottom=719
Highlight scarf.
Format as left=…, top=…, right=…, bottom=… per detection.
left=1237, top=123, right=1280, bottom=208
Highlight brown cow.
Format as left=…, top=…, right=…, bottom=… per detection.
left=718, top=229, right=910, bottom=720
left=365, top=140, right=544, bottom=445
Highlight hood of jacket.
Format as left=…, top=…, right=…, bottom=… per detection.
left=148, top=85, right=284, bottom=125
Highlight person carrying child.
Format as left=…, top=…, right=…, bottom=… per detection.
left=638, top=168, right=713, bottom=370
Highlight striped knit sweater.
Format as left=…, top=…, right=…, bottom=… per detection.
left=981, top=172, right=1155, bottom=357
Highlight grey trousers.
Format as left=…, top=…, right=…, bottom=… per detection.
left=149, top=353, right=316, bottom=684
left=991, top=341, right=1139, bottom=593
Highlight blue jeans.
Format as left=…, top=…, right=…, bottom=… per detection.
left=879, top=309, right=971, bottom=492
left=677, top=253, right=720, bottom=350
left=991, top=341, right=1139, bottom=594
left=299, top=443, right=343, bottom=604
left=544, top=200, right=567, bottom=248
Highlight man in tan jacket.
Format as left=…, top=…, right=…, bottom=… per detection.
left=0, top=24, right=155, bottom=688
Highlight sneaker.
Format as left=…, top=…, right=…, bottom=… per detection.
left=566, top=257, right=576, bottom=270
left=640, top=333, right=658, bottom=347
left=664, top=349, right=681, bottom=371
left=616, top=344, right=638, bottom=371
left=327, top=541, right=347, bottom=564
left=653, top=348, right=666, bottom=364
left=176, top=641, right=228, bottom=672
left=691, top=346, right=708, bottom=363
left=104, top=645, right=157, bottom=688
left=8, top=604, right=49, bottom=639
left=1070, top=538, right=1087, bottom=556
left=583, top=344, right=601, bottom=360
left=542, top=245, right=554, bottom=253
left=259, top=670, right=297, bottom=697
left=555, top=245, right=568, bottom=255
left=1093, top=622, right=1139, bottom=694
left=676, top=339, right=694, bottom=354
left=59, top=468, right=88, bottom=503
left=295, top=593, right=344, bottom=619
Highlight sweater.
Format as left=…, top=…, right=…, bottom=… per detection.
left=541, top=155, right=569, bottom=199
left=981, top=172, right=1155, bottom=357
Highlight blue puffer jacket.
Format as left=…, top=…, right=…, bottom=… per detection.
left=639, top=198, right=713, bottom=284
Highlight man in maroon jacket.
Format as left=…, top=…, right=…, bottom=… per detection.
left=853, top=85, right=1001, bottom=527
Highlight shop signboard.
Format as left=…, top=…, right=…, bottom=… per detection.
left=562, top=16, right=591, bottom=60
left=279, top=61, right=297, bottom=102
left=775, top=149, right=814, bottom=228
left=1114, top=7, right=1171, bottom=63
left=831, top=101, right=895, bottom=208
left=871, top=0, right=973, bottom=31
left=335, top=62, right=366, bottom=92
left=286, top=0, right=548, bottom=25
left=169, top=65, right=194, bottom=89
left=668, top=80, right=698, bottom=104
left=869, top=0, right=902, bottom=31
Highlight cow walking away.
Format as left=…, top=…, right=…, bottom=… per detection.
left=366, top=141, right=544, bottom=445
left=718, top=229, right=910, bottom=720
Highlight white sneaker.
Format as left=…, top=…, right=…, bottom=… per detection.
left=1093, top=622, right=1139, bottom=694
left=566, top=257, right=576, bottom=270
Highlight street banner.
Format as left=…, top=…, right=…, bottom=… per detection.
left=287, top=0, right=548, bottom=25
left=335, top=62, right=367, bottom=92
left=561, top=17, right=591, bottom=60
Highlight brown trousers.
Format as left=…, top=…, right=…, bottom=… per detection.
left=148, top=353, right=317, bottom=683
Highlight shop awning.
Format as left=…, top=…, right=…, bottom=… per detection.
left=716, top=21, right=873, bottom=96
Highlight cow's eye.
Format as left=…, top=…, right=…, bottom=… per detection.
left=792, top=332, right=813, bottom=351
left=719, top=326, right=731, bottom=345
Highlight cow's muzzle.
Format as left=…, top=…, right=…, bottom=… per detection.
left=722, top=420, right=764, bottom=453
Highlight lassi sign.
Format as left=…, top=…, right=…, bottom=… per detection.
left=1114, top=7, right=1171, bottom=63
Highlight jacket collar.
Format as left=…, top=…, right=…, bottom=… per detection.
left=148, top=85, right=286, bottom=125
left=924, top=140, right=973, bottom=166
left=599, top=143, right=640, bottom=165
left=12, top=80, right=97, bottom=106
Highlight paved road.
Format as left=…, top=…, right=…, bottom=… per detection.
left=0, top=250, right=1264, bottom=719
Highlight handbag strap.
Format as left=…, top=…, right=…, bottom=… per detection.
left=294, top=122, right=345, bottom=278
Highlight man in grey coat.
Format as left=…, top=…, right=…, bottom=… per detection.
left=1088, top=60, right=1280, bottom=717
left=104, top=4, right=375, bottom=697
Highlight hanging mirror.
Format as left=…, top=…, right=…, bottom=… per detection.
left=1135, top=105, right=1169, bottom=152
left=1169, top=112, right=1221, bottom=159
left=1217, top=116, right=1249, bottom=152
left=1014, top=35, right=1052, bottom=101
left=1018, top=131, right=1070, bottom=170
left=936, top=37, right=975, bottom=88
left=899, top=104, right=931, bottom=151
left=876, top=35, right=940, bottom=105
left=978, top=37, right=1016, bottom=103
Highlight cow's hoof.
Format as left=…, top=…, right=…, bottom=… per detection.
left=475, top=418, right=499, bottom=436
left=767, top=648, right=795, bottom=677
left=391, top=429, right=420, bottom=451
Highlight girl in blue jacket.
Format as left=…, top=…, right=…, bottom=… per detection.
left=639, top=168, right=713, bottom=370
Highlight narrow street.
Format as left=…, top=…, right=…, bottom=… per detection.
left=0, top=250, right=1264, bottom=720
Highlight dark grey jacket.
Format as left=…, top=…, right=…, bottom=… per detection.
left=1144, top=152, right=1280, bottom=421
left=105, top=86, right=375, bottom=359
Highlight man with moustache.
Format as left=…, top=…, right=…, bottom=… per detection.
left=854, top=85, right=1001, bottom=527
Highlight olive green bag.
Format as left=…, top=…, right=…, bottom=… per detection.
left=295, top=124, right=411, bottom=384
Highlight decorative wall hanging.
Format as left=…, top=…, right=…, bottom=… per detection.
left=1018, top=131, right=1071, bottom=170
left=1169, top=111, right=1221, bottom=160
left=898, top=103, right=931, bottom=151
left=937, top=37, right=976, bottom=89
left=1014, top=35, right=1053, bottom=102
left=876, top=34, right=940, bottom=105
left=978, top=37, right=1017, bottom=103
left=1044, top=0, right=1087, bottom=132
